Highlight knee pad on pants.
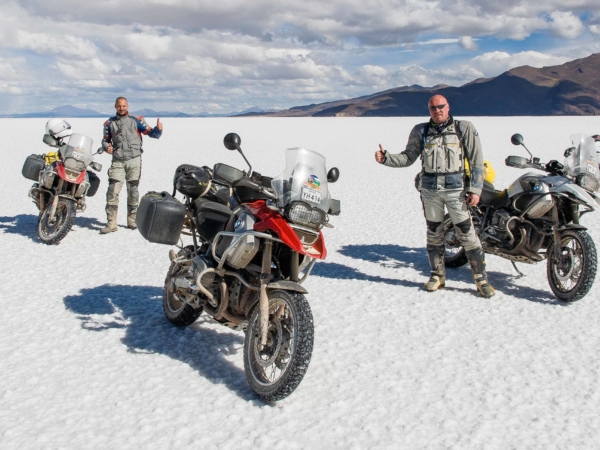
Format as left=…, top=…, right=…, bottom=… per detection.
left=106, top=179, right=123, bottom=206
left=426, top=220, right=442, bottom=233
left=126, top=180, right=139, bottom=207
left=454, top=219, right=472, bottom=234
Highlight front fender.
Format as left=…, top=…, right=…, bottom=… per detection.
left=558, top=224, right=588, bottom=231
left=266, top=280, right=308, bottom=294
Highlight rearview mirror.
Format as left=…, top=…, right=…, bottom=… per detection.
left=327, top=167, right=340, bottom=183
left=90, top=162, right=103, bottom=172
left=224, top=133, right=241, bottom=151
left=510, top=133, right=524, bottom=146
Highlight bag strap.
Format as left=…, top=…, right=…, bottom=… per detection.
left=454, top=120, right=475, bottom=184
left=420, top=122, right=430, bottom=151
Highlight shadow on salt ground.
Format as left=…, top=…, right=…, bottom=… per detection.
left=0, top=214, right=105, bottom=241
left=73, top=216, right=106, bottom=231
left=0, top=214, right=39, bottom=240
left=315, top=244, right=557, bottom=304
left=63, top=284, right=256, bottom=401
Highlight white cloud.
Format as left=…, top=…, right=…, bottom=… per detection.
left=0, top=83, right=22, bottom=94
left=467, top=51, right=571, bottom=77
left=16, top=31, right=98, bottom=59
left=1, top=0, right=600, bottom=113
left=547, top=11, right=585, bottom=39
left=54, top=58, right=113, bottom=80
left=354, top=65, right=389, bottom=87
left=458, top=36, right=478, bottom=51
left=0, top=58, right=20, bottom=80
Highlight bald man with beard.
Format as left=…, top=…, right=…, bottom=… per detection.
left=375, top=95, right=495, bottom=298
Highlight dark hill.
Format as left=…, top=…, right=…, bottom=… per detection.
left=260, top=53, right=600, bottom=116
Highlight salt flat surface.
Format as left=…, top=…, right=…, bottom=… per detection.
left=2, top=117, right=600, bottom=449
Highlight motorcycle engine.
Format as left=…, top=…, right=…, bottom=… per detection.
left=487, top=209, right=514, bottom=243
left=192, top=254, right=216, bottom=288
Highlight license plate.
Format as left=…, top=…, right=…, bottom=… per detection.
left=301, top=187, right=322, bottom=203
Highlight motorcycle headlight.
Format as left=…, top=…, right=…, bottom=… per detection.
left=576, top=173, right=600, bottom=193
left=64, top=157, right=85, bottom=173
left=286, top=201, right=326, bottom=229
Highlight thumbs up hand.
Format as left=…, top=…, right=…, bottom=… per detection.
left=375, top=144, right=386, bottom=164
left=156, top=118, right=163, bottom=131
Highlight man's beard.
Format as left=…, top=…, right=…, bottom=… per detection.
left=117, top=110, right=128, bottom=116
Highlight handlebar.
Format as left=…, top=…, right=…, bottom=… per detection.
left=233, top=176, right=278, bottom=199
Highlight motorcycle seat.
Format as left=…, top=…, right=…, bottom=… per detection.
left=479, top=181, right=510, bottom=208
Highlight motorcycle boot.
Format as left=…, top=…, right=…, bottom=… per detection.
left=100, top=205, right=118, bottom=234
left=126, top=180, right=139, bottom=229
left=127, top=204, right=138, bottom=229
left=466, top=248, right=495, bottom=298
left=424, top=245, right=446, bottom=291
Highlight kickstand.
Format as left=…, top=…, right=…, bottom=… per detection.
left=511, top=261, right=524, bottom=277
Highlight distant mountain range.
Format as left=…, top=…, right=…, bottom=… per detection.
left=0, top=105, right=277, bottom=118
left=254, top=53, right=600, bottom=117
left=5, top=53, right=600, bottom=118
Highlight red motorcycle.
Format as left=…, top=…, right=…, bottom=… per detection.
left=137, top=133, right=340, bottom=401
left=22, top=120, right=102, bottom=244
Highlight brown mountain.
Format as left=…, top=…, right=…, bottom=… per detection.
left=254, top=53, right=600, bottom=117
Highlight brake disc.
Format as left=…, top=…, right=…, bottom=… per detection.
left=555, top=248, right=575, bottom=282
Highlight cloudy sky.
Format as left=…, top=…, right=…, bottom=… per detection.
left=1, top=0, right=600, bottom=115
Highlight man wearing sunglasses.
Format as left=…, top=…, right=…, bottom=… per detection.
left=374, top=94, right=494, bottom=298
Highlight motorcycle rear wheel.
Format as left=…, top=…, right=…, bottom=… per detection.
left=547, top=229, right=597, bottom=302
left=163, top=255, right=203, bottom=327
left=38, top=198, right=76, bottom=245
left=244, top=290, right=313, bottom=402
left=442, top=214, right=469, bottom=268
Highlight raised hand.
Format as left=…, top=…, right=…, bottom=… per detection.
left=375, top=144, right=386, bottom=163
left=157, top=117, right=163, bottom=131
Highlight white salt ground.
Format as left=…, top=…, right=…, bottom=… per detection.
left=1, top=117, right=600, bottom=449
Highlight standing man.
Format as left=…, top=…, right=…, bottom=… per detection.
left=374, top=94, right=495, bottom=298
left=100, top=97, right=163, bottom=234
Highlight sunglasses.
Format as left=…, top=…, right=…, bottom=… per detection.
left=429, top=104, right=447, bottom=111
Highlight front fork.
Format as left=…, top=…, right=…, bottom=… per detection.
left=259, top=240, right=273, bottom=348
left=48, top=179, right=64, bottom=222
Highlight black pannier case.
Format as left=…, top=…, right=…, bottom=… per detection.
left=86, top=171, right=101, bottom=197
left=137, top=191, right=186, bottom=245
left=22, top=154, right=45, bottom=181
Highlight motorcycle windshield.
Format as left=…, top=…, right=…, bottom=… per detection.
left=565, top=134, right=600, bottom=179
left=60, top=133, right=94, bottom=167
left=271, top=147, right=330, bottom=213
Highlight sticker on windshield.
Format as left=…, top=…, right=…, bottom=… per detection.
left=302, top=187, right=322, bottom=203
left=307, top=175, right=321, bottom=189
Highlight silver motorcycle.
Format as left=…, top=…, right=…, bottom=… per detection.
left=444, top=133, right=600, bottom=302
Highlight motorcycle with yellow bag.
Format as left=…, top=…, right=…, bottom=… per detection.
left=21, top=119, right=104, bottom=244
left=444, top=133, right=600, bottom=302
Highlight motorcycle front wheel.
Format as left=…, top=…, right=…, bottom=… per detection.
left=244, top=289, right=314, bottom=402
left=38, top=198, right=76, bottom=245
left=442, top=214, right=469, bottom=268
left=547, top=229, right=597, bottom=302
